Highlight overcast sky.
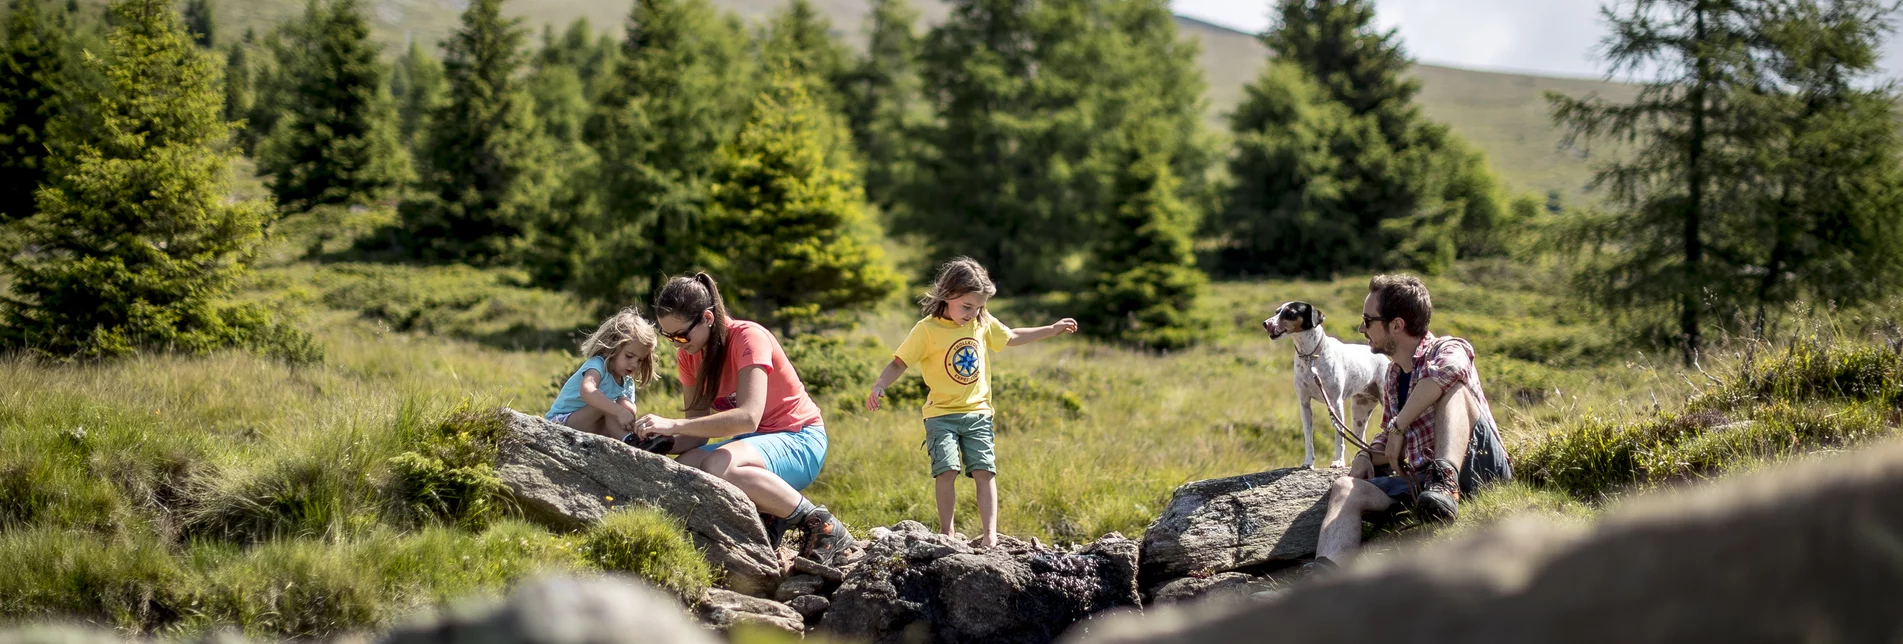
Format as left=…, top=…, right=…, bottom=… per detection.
left=1170, top=0, right=1903, bottom=80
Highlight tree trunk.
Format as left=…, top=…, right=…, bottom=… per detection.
left=1684, top=1, right=1711, bottom=367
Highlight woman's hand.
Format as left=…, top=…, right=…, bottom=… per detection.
left=634, top=414, right=682, bottom=437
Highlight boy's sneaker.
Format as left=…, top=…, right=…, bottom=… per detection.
left=1414, top=458, right=1462, bottom=523
left=797, top=506, right=853, bottom=565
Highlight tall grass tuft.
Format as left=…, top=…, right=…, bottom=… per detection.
left=581, top=508, right=714, bottom=602
left=387, top=406, right=514, bottom=530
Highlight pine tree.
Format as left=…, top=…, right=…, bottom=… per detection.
left=1552, top=0, right=1903, bottom=357
left=1080, top=121, right=1207, bottom=350
left=221, top=42, right=248, bottom=124
left=575, top=0, right=752, bottom=306
left=183, top=0, right=214, bottom=48
left=1219, top=0, right=1505, bottom=278
left=706, top=69, right=899, bottom=333
left=762, top=0, right=850, bottom=102
left=907, top=0, right=1210, bottom=294
left=398, top=0, right=554, bottom=264
left=0, top=0, right=300, bottom=360
left=839, top=0, right=920, bottom=209
left=0, top=0, right=67, bottom=223
left=389, top=39, right=444, bottom=154
left=256, top=0, right=409, bottom=211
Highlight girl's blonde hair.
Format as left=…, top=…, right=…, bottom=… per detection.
left=578, top=307, right=660, bottom=386
left=919, top=257, right=998, bottom=319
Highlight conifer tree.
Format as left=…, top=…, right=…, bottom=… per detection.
left=1551, top=0, right=1903, bottom=359
left=0, top=0, right=67, bottom=223
left=575, top=0, right=751, bottom=306
left=183, top=0, right=213, bottom=48
left=0, top=0, right=297, bottom=360
left=840, top=0, right=920, bottom=209
left=256, top=0, right=409, bottom=211
left=762, top=0, right=850, bottom=102
left=1080, top=121, right=1207, bottom=350
left=1219, top=0, right=1504, bottom=277
left=908, top=0, right=1209, bottom=293
left=389, top=39, right=444, bottom=154
left=221, top=42, right=248, bottom=123
left=706, top=69, right=899, bottom=332
left=398, top=0, right=554, bottom=264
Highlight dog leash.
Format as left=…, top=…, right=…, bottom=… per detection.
left=1307, top=366, right=1421, bottom=500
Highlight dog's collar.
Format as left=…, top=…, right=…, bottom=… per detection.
left=1294, top=330, right=1324, bottom=361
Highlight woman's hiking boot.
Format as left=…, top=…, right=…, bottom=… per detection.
left=1415, top=458, right=1461, bottom=523
left=798, top=506, right=853, bottom=565
left=762, top=513, right=793, bottom=550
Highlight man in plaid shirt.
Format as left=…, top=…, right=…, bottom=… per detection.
left=1310, top=275, right=1514, bottom=569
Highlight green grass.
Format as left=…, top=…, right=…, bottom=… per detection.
left=8, top=202, right=1897, bottom=636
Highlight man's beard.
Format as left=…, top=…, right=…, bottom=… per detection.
left=1369, top=336, right=1393, bottom=356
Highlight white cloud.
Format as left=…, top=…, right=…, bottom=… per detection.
left=1170, top=0, right=1903, bottom=80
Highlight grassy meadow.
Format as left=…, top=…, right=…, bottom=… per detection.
left=5, top=205, right=1902, bottom=639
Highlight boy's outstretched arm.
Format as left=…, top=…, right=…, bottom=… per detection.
left=866, top=357, right=909, bottom=411
left=1006, top=318, right=1079, bottom=347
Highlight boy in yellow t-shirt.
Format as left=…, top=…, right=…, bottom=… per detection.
left=866, top=257, right=1077, bottom=548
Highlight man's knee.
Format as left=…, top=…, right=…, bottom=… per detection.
left=1326, top=475, right=1360, bottom=504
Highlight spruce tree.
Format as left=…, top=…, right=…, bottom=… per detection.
left=1219, top=0, right=1505, bottom=277
left=0, top=0, right=66, bottom=223
left=221, top=42, right=248, bottom=124
left=706, top=69, right=899, bottom=333
left=762, top=0, right=850, bottom=103
left=1217, top=61, right=1371, bottom=277
left=0, top=0, right=292, bottom=360
left=183, top=0, right=213, bottom=48
left=1080, top=121, right=1207, bottom=350
left=256, top=0, right=409, bottom=211
left=576, top=0, right=752, bottom=307
left=908, top=0, right=1210, bottom=293
left=839, top=0, right=920, bottom=209
left=389, top=39, right=444, bottom=154
left=398, top=0, right=554, bottom=264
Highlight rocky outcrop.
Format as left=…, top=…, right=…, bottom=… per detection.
left=696, top=589, right=804, bottom=635
left=1138, top=466, right=1340, bottom=585
left=1072, top=439, right=1903, bottom=643
left=494, top=409, right=782, bottom=595
left=378, top=574, right=715, bottom=644
left=821, top=521, right=1140, bottom=644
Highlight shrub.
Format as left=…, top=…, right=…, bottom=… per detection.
left=581, top=507, right=713, bottom=601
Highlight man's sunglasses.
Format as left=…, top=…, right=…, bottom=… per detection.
left=1359, top=314, right=1393, bottom=331
left=662, top=311, right=709, bottom=344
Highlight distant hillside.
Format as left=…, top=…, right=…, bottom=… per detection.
left=59, top=0, right=1639, bottom=201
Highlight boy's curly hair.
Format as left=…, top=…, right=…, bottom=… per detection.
left=578, top=307, right=660, bottom=386
left=919, top=257, right=998, bottom=319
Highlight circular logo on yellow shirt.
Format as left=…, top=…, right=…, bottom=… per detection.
left=945, top=337, right=981, bottom=386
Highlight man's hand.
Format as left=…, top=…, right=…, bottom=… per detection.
left=1382, top=420, right=1405, bottom=469
left=1052, top=318, right=1078, bottom=334
left=1349, top=451, right=1374, bottom=480
left=865, top=388, right=885, bottom=411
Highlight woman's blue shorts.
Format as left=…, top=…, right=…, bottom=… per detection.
left=697, top=424, right=828, bottom=491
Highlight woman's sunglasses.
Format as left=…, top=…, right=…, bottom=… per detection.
left=662, top=311, right=709, bottom=344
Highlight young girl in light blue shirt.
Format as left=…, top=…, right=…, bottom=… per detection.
left=547, top=307, right=659, bottom=440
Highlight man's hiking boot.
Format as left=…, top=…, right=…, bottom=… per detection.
left=1414, top=458, right=1462, bottom=523
left=797, top=506, right=853, bottom=565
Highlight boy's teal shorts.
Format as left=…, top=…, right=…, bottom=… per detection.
left=924, top=412, right=995, bottom=478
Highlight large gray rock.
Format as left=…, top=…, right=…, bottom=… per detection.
left=1138, top=467, right=1340, bottom=585
left=495, top=409, right=782, bottom=595
left=378, top=574, right=716, bottom=644
left=821, top=522, right=1140, bottom=644
left=1146, top=572, right=1254, bottom=605
left=1072, top=438, right=1903, bottom=644
left=696, top=589, right=805, bottom=635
